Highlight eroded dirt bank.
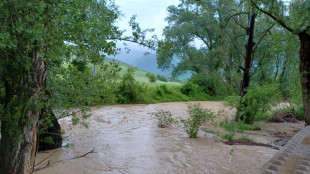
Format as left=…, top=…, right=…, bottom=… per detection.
left=35, top=101, right=298, bottom=174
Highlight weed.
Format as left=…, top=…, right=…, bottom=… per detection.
left=230, top=148, right=235, bottom=155
left=223, top=133, right=235, bottom=140
left=236, top=135, right=251, bottom=141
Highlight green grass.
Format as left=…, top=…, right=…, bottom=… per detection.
left=219, top=121, right=261, bottom=132
left=90, top=60, right=183, bottom=87
left=124, top=66, right=182, bottom=87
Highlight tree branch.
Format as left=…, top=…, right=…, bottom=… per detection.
left=250, top=0, right=294, bottom=33
left=193, top=32, right=211, bottom=49
left=34, top=148, right=96, bottom=172
left=253, top=24, right=275, bottom=51
left=231, top=16, right=247, bottom=31
left=225, top=12, right=248, bottom=29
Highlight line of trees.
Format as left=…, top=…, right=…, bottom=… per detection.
left=157, top=0, right=309, bottom=124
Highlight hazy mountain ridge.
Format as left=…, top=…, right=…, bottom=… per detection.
left=112, top=49, right=172, bottom=77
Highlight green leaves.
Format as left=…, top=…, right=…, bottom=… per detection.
left=238, top=84, right=281, bottom=123
left=181, top=103, right=214, bottom=138
left=152, top=109, right=176, bottom=128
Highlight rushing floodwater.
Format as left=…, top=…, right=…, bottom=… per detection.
left=35, top=101, right=277, bottom=174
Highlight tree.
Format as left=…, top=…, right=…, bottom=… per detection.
left=250, top=0, right=310, bottom=125
left=147, top=73, right=157, bottom=83
left=0, top=1, right=121, bottom=173
left=157, top=0, right=241, bottom=96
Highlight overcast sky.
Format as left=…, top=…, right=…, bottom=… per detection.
left=115, top=0, right=180, bottom=40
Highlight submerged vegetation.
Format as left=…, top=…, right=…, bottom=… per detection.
left=152, top=109, right=176, bottom=128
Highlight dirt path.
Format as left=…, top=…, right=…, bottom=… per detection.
left=34, top=101, right=301, bottom=174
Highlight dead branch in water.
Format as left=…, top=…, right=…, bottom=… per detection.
left=34, top=148, right=96, bottom=172
left=224, top=139, right=279, bottom=150
left=35, top=149, right=61, bottom=167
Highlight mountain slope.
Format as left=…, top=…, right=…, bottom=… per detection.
left=113, top=49, right=172, bottom=77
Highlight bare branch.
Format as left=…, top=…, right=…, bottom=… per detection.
left=225, top=12, right=248, bottom=29
left=35, top=150, right=61, bottom=167
left=34, top=148, right=96, bottom=172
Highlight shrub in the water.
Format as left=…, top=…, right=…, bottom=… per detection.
left=181, top=103, right=214, bottom=138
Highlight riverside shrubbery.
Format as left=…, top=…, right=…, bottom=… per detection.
left=50, top=63, right=217, bottom=109
left=116, top=68, right=151, bottom=104
left=181, top=103, right=215, bottom=138
left=225, top=84, right=280, bottom=124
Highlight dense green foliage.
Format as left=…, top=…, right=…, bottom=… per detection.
left=48, top=64, right=213, bottom=107
left=0, top=0, right=121, bottom=142
left=225, top=84, right=280, bottom=123
left=156, top=0, right=309, bottom=124
left=117, top=68, right=151, bottom=104
left=146, top=72, right=157, bottom=83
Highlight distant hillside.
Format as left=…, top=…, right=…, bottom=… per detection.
left=105, top=58, right=182, bottom=86
left=113, top=49, right=172, bottom=77
left=133, top=53, right=171, bottom=77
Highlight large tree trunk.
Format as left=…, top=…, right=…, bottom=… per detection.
left=299, top=31, right=310, bottom=126
left=0, top=47, right=47, bottom=174
left=240, top=13, right=256, bottom=97
left=235, top=13, right=256, bottom=123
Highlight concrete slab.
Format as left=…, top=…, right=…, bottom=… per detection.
left=261, top=126, right=310, bottom=174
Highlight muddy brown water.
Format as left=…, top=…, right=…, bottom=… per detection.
left=35, top=101, right=277, bottom=174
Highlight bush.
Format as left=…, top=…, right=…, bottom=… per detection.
left=289, top=84, right=304, bottom=119
left=146, top=73, right=157, bottom=83
left=223, top=133, right=235, bottom=140
left=190, top=72, right=229, bottom=96
left=226, top=84, right=280, bottom=124
left=152, top=109, right=176, bottom=128
left=181, top=103, right=214, bottom=138
left=151, top=86, right=189, bottom=103
left=157, top=74, right=168, bottom=82
left=117, top=68, right=151, bottom=104
left=180, top=81, right=199, bottom=96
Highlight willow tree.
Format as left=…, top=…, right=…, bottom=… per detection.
left=250, top=0, right=310, bottom=125
left=157, top=0, right=242, bottom=96
left=0, top=1, right=121, bottom=173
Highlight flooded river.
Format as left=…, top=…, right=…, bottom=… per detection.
left=35, top=101, right=277, bottom=174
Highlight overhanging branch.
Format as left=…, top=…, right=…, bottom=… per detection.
left=250, top=0, right=294, bottom=33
